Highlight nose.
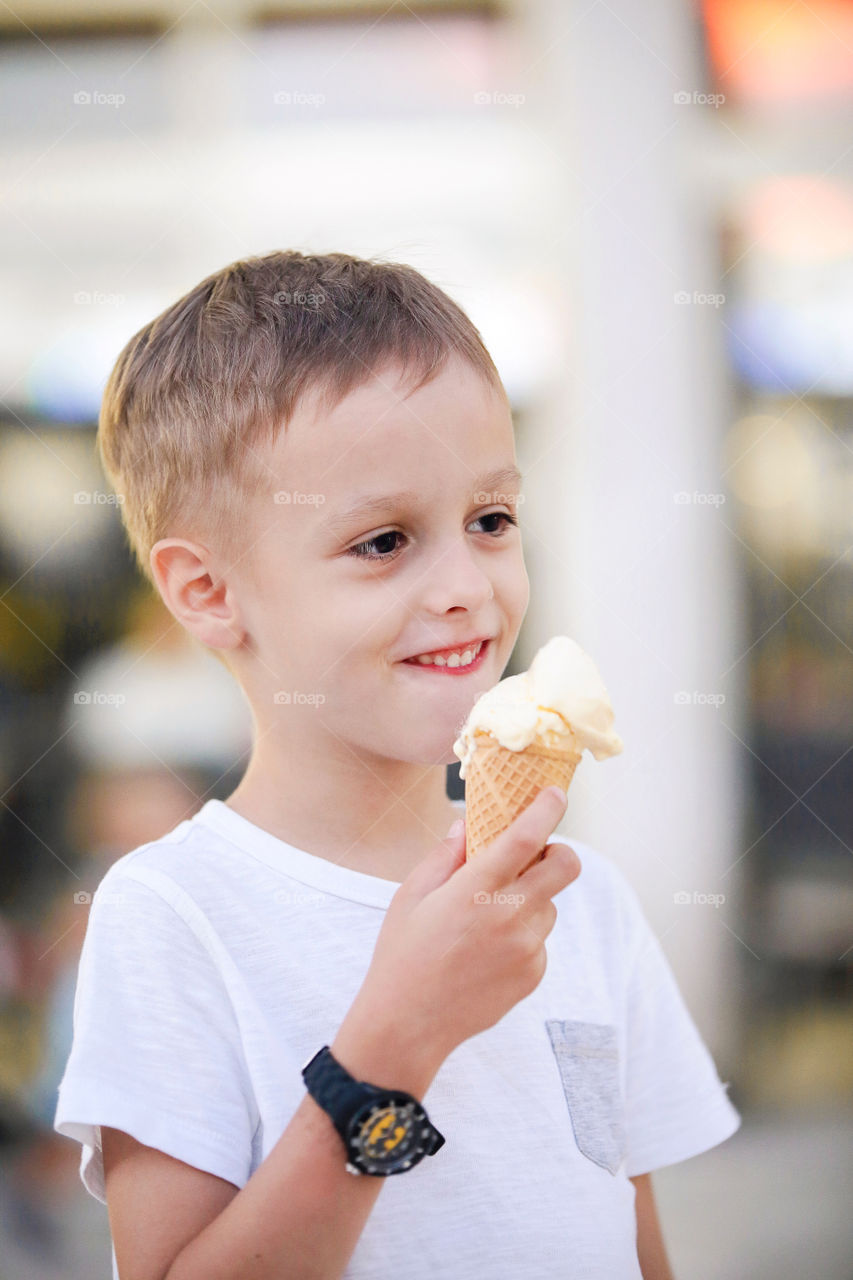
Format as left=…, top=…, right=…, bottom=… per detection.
left=414, top=536, right=495, bottom=616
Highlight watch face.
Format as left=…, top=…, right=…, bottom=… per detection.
left=348, top=1097, right=431, bottom=1175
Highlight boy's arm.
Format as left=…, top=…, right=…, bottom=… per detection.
left=631, top=1173, right=676, bottom=1280
left=104, top=1012, right=441, bottom=1280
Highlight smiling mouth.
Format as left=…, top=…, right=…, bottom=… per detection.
left=402, top=639, right=490, bottom=670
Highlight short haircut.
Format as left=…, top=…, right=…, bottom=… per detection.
left=97, top=249, right=506, bottom=590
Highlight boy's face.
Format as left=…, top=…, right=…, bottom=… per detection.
left=233, top=354, right=529, bottom=767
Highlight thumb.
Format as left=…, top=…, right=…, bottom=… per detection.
left=402, top=817, right=467, bottom=900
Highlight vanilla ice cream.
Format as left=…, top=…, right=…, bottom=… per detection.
left=453, top=635, right=623, bottom=778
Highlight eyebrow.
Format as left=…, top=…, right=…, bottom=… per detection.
left=321, top=466, right=524, bottom=535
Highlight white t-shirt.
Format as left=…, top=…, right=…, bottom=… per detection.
left=55, top=799, right=740, bottom=1279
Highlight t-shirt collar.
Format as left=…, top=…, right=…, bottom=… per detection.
left=192, top=797, right=465, bottom=910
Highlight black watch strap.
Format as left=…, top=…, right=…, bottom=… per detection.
left=301, top=1044, right=384, bottom=1139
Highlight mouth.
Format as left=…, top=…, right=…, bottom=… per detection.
left=400, top=637, right=492, bottom=674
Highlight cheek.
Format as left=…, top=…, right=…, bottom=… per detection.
left=497, top=547, right=530, bottom=615
left=321, top=575, right=401, bottom=657
left=260, top=563, right=330, bottom=664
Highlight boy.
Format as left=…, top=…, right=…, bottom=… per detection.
left=54, top=250, right=740, bottom=1279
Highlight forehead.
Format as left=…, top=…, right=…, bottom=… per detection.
left=272, top=356, right=514, bottom=497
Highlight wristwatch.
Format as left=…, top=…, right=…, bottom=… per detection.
left=301, top=1045, right=445, bottom=1176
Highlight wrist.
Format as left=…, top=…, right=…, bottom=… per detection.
left=331, top=1002, right=444, bottom=1101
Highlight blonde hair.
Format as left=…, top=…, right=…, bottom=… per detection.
left=98, top=249, right=506, bottom=589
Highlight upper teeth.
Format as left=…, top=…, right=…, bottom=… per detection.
left=415, top=642, right=483, bottom=668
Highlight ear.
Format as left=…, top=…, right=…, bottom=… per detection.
left=149, top=538, right=246, bottom=653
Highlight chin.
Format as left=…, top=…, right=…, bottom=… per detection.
left=390, top=738, right=462, bottom=769
left=435, top=735, right=468, bottom=769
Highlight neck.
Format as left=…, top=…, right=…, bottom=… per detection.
left=224, top=728, right=462, bottom=882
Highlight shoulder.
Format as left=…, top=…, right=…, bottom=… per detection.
left=73, top=823, right=246, bottom=1032
left=84, top=814, right=228, bottom=960
left=98, top=810, right=198, bottom=882
left=92, top=805, right=233, bottom=910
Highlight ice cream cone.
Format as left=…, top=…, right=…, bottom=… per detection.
left=463, top=729, right=582, bottom=872
left=453, top=636, right=622, bottom=872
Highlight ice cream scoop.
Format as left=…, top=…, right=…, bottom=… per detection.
left=453, top=635, right=623, bottom=777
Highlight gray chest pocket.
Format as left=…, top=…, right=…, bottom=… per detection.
left=545, top=1019, right=626, bottom=1175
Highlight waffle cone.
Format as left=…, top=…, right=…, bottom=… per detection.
left=463, top=730, right=581, bottom=873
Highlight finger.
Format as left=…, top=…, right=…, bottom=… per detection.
left=462, top=786, right=568, bottom=892
left=402, top=820, right=467, bottom=900
left=518, top=840, right=582, bottom=901
left=517, top=898, right=558, bottom=943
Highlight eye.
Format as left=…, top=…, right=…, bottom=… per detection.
left=346, top=511, right=518, bottom=562
left=347, top=530, right=406, bottom=560
left=470, top=511, right=519, bottom=535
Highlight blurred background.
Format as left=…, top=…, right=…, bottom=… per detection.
left=0, top=0, right=851, bottom=1276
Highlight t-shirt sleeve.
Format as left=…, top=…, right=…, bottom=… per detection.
left=53, top=866, right=258, bottom=1204
left=618, top=881, right=742, bottom=1177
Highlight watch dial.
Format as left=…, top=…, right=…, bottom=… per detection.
left=354, top=1102, right=422, bottom=1169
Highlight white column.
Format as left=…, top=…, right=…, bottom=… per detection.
left=514, top=0, right=744, bottom=1066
